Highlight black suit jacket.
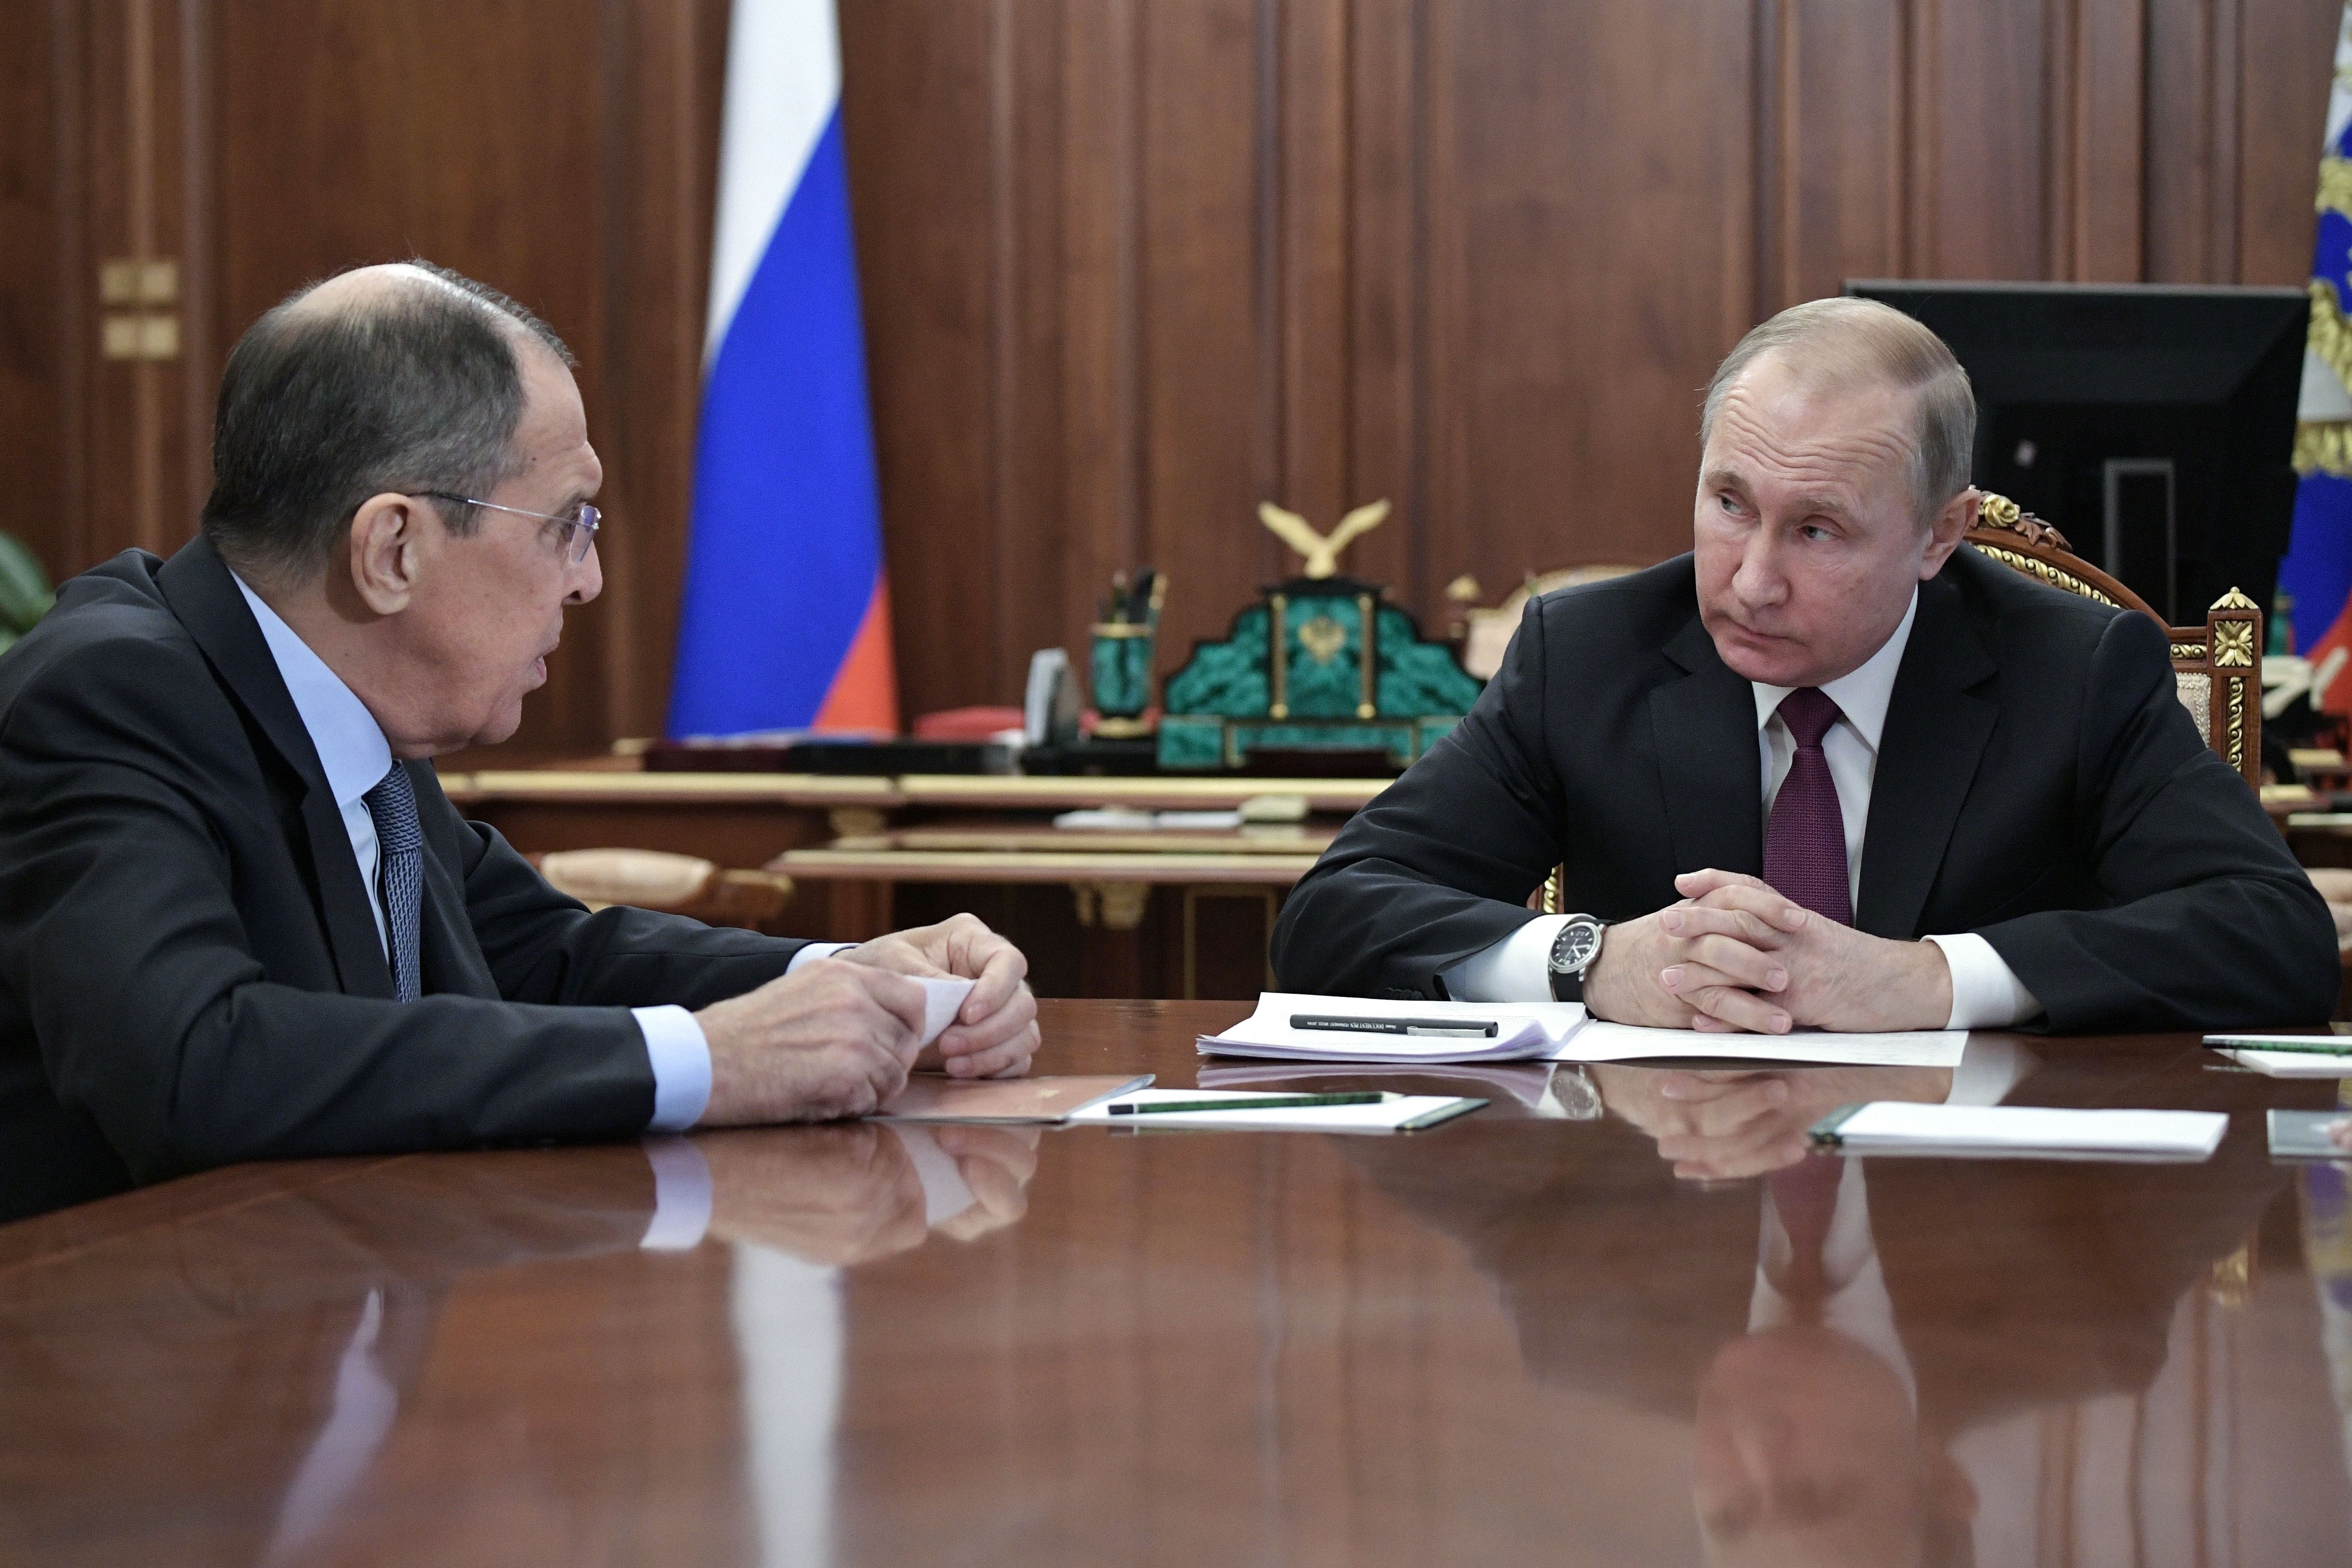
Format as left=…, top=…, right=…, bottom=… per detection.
left=0, top=536, right=811, bottom=1186
left=1273, top=546, right=2337, bottom=1030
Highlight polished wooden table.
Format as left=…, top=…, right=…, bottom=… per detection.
left=5, top=1001, right=2351, bottom=1564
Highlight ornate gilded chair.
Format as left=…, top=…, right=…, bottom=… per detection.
left=1530, top=491, right=2264, bottom=915
left=1965, top=492, right=2262, bottom=788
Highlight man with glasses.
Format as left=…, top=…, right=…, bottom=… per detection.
left=0, top=261, right=1038, bottom=1204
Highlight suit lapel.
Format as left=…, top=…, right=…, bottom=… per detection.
left=1649, top=614, right=1765, bottom=879
left=156, top=536, right=396, bottom=999
left=1856, top=575, right=1999, bottom=939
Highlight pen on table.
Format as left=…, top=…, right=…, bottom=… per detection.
left=2208, top=1037, right=2352, bottom=1055
left=1289, top=1014, right=1500, bottom=1039
left=1110, top=1093, right=1389, bottom=1116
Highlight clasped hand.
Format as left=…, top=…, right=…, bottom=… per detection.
left=1583, top=869, right=1951, bottom=1034
left=695, top=912, right=1040, bottom=1126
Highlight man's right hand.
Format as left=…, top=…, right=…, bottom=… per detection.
left=693, top=957, right=931, bottom=1126
left=1580, top=872, right=1796, bottom=1029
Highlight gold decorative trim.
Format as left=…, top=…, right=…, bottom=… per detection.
left=1091, top=716, right=1153, bottom=739
left=2296, top=420, right=2352, bottom=478
left=1297, top=613, right=1346, bottom=664
left=1357, top=592, right=1379, bottom=720
left=1973, top=545, right=2118, bottom=606
left=2310, top=280, right=2352, bottom=402
left=2228, top=675, right=2248, bottom=773
left=2320, top=154, right=2352, bottom=219
left=2171, top=643, right=2207, bottom=662
left=2211, top=586, right=2260, bottom=612
left=1979, top=493, right=2023, bottom=531
left=2213, top=619, right=2256, bottom=667
left=1268, top=593, right=1289, bottom=720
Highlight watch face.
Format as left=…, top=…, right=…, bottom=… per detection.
left=1551, top=918, right=1601, bottom=974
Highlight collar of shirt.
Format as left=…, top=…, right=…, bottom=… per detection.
left=231, top=573, right=394, bottom=812
left=1747, top=585, right=1920, bottom=755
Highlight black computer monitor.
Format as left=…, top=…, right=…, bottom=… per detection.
left=1845, top=280, right=2305, bottom=622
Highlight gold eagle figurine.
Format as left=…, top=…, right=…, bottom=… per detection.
left=1257, top=498, right=1392, bottom=579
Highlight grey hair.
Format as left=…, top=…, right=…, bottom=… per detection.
left=1700, top=297, right=1976, bottom=525
left=200, top=260, right=575, bottom=581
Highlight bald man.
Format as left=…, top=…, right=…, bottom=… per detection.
left=0, top=261, right=1037, bottom=1200
left=1274, top=297, right=2334, bottom=1033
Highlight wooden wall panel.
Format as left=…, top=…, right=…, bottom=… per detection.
left=0, top=5, right=72, bottom=584
left=0, top=0, right=2343, bottom=753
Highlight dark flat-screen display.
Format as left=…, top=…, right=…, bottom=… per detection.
left=1845, top=280, right=2305, bottom=623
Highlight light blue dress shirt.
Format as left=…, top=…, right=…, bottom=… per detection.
left=228, top=575, right=787, bottom=1130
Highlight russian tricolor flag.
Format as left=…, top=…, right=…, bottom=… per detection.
left=669, top=0, right=898, bottom=737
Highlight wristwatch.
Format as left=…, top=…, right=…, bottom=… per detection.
left=1547, top=914, right=1606, bottom=1003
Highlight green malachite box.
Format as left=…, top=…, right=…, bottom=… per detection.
left=1157, top=577, right=1483, bottom=771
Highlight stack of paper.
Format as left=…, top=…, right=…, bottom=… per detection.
left=1067, top=1087, right=1486, bottom=1133
left=1198, top=994, right=1967, bottom=1069
left=2205, top=1032, right=2352, bottom=1078
left=1808, top=1102, right=2227, bottom=1162
left=1560, top=1020, right=1966, bottom=1068
left=1197, top=993, right=1586, bottom=1064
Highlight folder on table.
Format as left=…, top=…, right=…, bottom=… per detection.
left=1806, top=1102, right=2227, bottom=1162
left=876, top=1074, right=1153, bottom=1124
left=1068, top=1087, right=1487, bottom=1134
left=2205, top=1031, right=2352, bottom=1077
left=2267, top=1109, right=2352, bottom=1159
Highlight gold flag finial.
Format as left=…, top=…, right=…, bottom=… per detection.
left=1258, top=498, right=1392, bottom=579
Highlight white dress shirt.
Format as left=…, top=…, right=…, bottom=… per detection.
left=231, top=575, right=847, bottom=1130
left=1444, top=587, right=2043, bottom=1029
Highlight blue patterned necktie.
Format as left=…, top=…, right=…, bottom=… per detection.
left=362, top=764, right=423, bottom=1002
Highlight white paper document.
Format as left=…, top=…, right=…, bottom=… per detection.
left=1068, top=1087, right=1485, bottom=1134
left=1196, top=993, right=1587, bottom=1064
left=1197, top=994, right=1965, bottom=1070
left=918, top=977, right=977, bottom=1046
left=2203, top=1032, right=2352, bottom=1078
left=1812, top=1102, right=2227, bottom=1162
left=2212, top=1049, right=2352, bottom=1078
left=1554, top=1020, right=1967, bottom=1069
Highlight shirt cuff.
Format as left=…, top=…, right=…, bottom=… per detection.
left=787, top=941, right=858, bottom=974
left=635, top=1004, right=713, bottom=1131
left=1922, top=933, right=2043, bottom=1030
left=638, top=1137, right=713, bottom=1250
left=1440, top=915, right=1566, bottom=1002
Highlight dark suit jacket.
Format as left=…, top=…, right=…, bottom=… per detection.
left=1273, top=546, right=2337, bottom=1031
left=0, top=535, right=811, bottom=1187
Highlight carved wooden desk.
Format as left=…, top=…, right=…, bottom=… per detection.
left=3, top=1002, right=2348, bottom=1565
left=439, top=769, right=1385, bottom=999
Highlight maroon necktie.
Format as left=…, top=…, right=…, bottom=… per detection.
left=1763, top=687, right=1851, bottom=925
left=1768, top=1154, right=1843, bottom=1311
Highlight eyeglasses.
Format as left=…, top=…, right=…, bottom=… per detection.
left=418, top=492, right=601, bottom=565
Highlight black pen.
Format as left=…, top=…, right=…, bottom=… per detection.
left=1111, top=1092, right=1388, bottom=1115
left=1290, top=1014, right=1500, bottom=1039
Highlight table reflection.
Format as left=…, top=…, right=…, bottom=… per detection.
left=0, top=1122, right=1036, bottom=1565
left=1343, top=1059, right=2293, bottom=1568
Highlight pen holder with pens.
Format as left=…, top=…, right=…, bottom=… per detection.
left=1090, top=569, right=1165, bottom=740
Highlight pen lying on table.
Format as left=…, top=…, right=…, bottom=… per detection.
left=1108, top=1093, right=1389, bottom=1116
left=1289, top=1015, right=1500, bottom=1039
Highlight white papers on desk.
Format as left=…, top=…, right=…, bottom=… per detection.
left=1556, top=1021, right=1967, bottom=1069
left=1196, top=993, right=1586, bottom=1064
left=2203, top=1033, right=2352, bottom=1077
left=1068, top=1087, right=1485, bottom=1133
left=1812, top=1102, right=2226, bottom=1162
left=1197, top=994, right=1966, bottom=1070
left=2213, top=1049, right=2352, bottom=1078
